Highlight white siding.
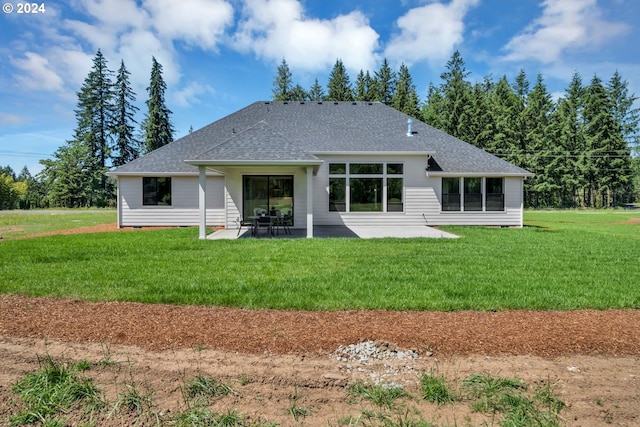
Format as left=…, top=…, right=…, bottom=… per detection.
left=118, top=176, right=225, bottom=227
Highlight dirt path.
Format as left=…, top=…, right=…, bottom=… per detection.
left=1, top=295, right=639, bottom=426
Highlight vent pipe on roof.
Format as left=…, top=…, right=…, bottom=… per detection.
left=407, top=118, right=413, bottom=137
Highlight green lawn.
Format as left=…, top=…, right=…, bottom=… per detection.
left=0, top=210, right=638, bottom=311
left=0, top=210, right=116, bottom=239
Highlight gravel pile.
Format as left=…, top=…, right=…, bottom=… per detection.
left=332, top=340, right=420, bottom=364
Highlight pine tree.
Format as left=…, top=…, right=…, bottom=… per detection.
left=584, top=74, right=631, bottom=207
left=607, top=71, right=640, bottom=155
left=272, top=58, right=293, bottom=101
left=487, top=76, right=519, bottom=164
left=308, top=78, right=325, bottom=101
left=143, top=57, right=174, bottom=153
left=391, top=64, right=420, bottom=118
left=326, top=59, right=353, bottom=101
left=463, top=78, right=493, bottom=150
left=439, top=50, right=472, bottom=139
left=289, top=84, right=308, bottom=101
left=421, top=83, right=445, bottom=130
left=71, top=49, right=115, bottom=205
left=374, top=58, right=395, bottom=104
left=112, top=60, right=139, bottom=166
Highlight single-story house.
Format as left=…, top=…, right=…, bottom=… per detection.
left=108, top=101, right=532, bottom=238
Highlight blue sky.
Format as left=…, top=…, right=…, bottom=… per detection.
left=1, top=0, right=639, bottom=174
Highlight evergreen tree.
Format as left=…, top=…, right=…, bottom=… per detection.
left=391, top=64, right=420, bottom=118
left=421, top=83, right=445, bottom=130
left=607, top=71, right=640, bottom=155
left=374, top=58, right=395, bottom=104
left=439, top=50, right=472, bottom=139
left=355, top=70, right=371, bottom=101
left=143, top=57, right=174, bottom=153
left=73, top=49, right=115, bottom=203
left=308, top=78, right=325, bottom=101
left=584, top=74, right=631, bottom=207
left=326, top=59, right=353, bottom=101
left=272, top=58, right=293, bottom=101
left=112, top=60, right=139, bottom=166
left=551, top=72, right=586, bottom=207
left=462, top=78, right=493, bottom=150
left=289, top=84, right=308, bottom=101
left=487, top=76, right=520, bottom=164
left=523, top=74, right=555, bottom=207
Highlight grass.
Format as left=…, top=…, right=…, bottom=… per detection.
left=419, top=371, right=456, bottom=404
left=0, top=210, right=115, bottom=240
left=0, top=209, right=638, bottom=311
left=347, top=381, right=409, bottom=409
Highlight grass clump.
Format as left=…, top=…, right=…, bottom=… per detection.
left=461, top=374, right=565, bottom=426
left=10, top=355, right=102, bottom=426
left=419, top=371, right=456, bottom=404
left=347, top=381, right=409, bottom=410
left=186, top=375, right=234, bottom=401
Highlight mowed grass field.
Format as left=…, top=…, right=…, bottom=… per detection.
left=0, top=210, right=638, bottom=311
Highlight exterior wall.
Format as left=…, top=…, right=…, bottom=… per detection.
left=118, top=175, right=225, bottom=227
left=221, top=166, right=310, bottom=229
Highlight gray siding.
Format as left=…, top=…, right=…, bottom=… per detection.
left=118, top=176, right=225, bottom=227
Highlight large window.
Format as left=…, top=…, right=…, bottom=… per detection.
left=243, top=176, right=293, bottom=222
left=143, top=177, right=171, bottom=206
left=329, top=162, right=403, bottom=212
left=441, top=177, right=505, bottom=212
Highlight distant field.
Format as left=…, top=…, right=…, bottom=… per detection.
left=0, top=210, right=116, bottom=240
left=0, top=209, right=638, bottom=311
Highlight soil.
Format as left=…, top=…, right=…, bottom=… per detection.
left=1, top=225, right=639, bottom=426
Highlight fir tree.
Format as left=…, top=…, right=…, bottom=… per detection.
left=308, top=78, right=325, bottom=101
left=607, top=71, right=640, bottom=155
left=289, top=84, right=308, bottom=101
left=326, top=59, right=353, bottom=101
left=487, top=76, right=519, bottom=164
left=421, top=83, right=445, bottom=130
left=272, top=58, right=293, bottom=101
left=143, top=57, right=174, bottom=153
left=439, top=50, right=472, bottom=139
left=374, top=58, right=395, bottom=104
left=112, top=60, right=139, bottom=166
left=391, top=64, right=420, bottom=118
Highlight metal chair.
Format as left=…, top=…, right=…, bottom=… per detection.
left=255, top=215, right=272, bottom=237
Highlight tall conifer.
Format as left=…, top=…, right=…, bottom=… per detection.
left=143, top=57, right=174, bottom=153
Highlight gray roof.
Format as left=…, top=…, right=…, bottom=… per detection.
left=110, top=101, right=531, bottom=176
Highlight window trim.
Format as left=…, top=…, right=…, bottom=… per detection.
left=328, top=162, right=404, bottom=213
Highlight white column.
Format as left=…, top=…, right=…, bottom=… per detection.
left=116, top=178, right=122, bottom=228
left=198, top=166, right=207, bottom=240
left=306, top=166, right=313, bottom=238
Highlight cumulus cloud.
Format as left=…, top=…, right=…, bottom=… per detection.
left=233, top=0, right=380, bottom=73
left=384, top=0, right=480, bottom=66
left=173, top=82, right=216, bottom=108
left=503, top=0, right=629, bottom=63
left=10, top=52, right=65, bottom=91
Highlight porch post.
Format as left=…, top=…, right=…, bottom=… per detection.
left=198, top=166, right=207, bottom=240
left=306, top=166, right=313, bottom=238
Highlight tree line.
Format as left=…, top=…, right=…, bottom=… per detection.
left=1, top=52, right=638, bottom=209
left=0, top=50, right=174, bottom=209
left=272, top=54, right=639, bottom=208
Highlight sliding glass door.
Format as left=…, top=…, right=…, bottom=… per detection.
left=243, top=175, right=293, bottom=222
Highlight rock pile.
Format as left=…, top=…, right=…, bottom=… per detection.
left=332, top=340, right=420, bottom=364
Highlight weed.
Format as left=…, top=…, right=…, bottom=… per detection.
left=288, top=385, right=310, bottom=421
left=113, top=382, right=154, bottom=415
left=347, top=381, right=409, bottom=409
left=10, top=355, right=102, bottom=427
left=186, top=375, right=234, bottom=400
left=419, top=371, right=455, bottom=404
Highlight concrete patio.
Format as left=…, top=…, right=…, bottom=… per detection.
left=207, top=225, right=458, bottom=240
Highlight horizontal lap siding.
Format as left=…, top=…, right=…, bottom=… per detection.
left=119, top=176, right=225, bottom=227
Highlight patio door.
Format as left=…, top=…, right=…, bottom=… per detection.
left=243, top=175, right=293, bottom=223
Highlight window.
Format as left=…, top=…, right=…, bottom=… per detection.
left=243, top=176, right=294, bottom=222
left=486, top=178, right=504, bottom=211
left=143, top=177, right=171, bottom=206
left=442, top=178, right=460, bottom=211
left=328, top=162, right=403, bottom=212
left=441, top=177, right=505, bottom=212
left=464, top=178, right=482, bottom=211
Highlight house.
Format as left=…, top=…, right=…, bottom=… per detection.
left=108, top=101, right=532, bottom=238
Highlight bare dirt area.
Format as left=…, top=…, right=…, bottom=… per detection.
left=1, top=295, right=639, bottom=426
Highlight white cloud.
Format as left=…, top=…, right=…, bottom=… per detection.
left=233, top=0, right=380, bottom=72
left=172, top=82, right=216, bottom=107
left=10, top=52, right=65, bottom=91
left=503, top=0, right=629, bottom=64
left=384, top=0, right=480, bottom=66
left=0, top=114, right=30, bottom=126
left=144, top=0, right=233, bottom=51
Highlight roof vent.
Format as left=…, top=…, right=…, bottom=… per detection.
left=407, top=118, right=414, bottom=137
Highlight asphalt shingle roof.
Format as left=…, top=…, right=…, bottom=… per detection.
left=110, top=101, right=531, bottom=176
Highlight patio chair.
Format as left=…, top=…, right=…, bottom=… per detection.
left=255, top=215, right=273, bottom=237
left=236, top=217, right=255, bottom=236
